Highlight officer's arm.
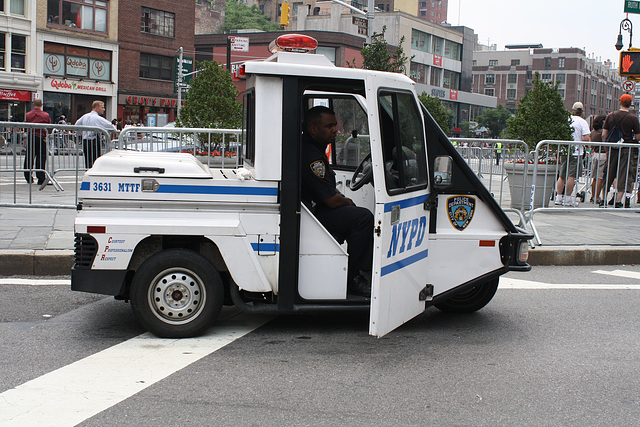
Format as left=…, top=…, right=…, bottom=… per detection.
left=323, top=193, right=355, bottom=208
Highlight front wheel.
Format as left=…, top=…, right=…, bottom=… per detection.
left=434, top=278, right=499, bottom=313
left=130, top=249, right=223, bottom=338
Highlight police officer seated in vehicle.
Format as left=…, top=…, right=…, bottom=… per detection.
left=301, top=106, right=374, bottom=297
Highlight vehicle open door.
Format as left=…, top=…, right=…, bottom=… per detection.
left=366, top=89, right=432, bottom=337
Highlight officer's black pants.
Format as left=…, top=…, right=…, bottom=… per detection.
left=315, top=205, right=374, bottom=281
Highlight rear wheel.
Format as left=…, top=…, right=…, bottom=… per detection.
left=130, top=249, right=223, bottom=338
left=434, top=278, right=499, bottom=313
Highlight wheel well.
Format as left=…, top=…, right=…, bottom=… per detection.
left=123, top=235, right=230, bottom=299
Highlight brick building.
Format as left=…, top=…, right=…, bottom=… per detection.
left=117, top=1, right=195, bottom=125
left=472, top=47, right=624, bottom=118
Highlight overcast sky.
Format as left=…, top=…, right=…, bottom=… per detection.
left=447, top=0, right=632, bottom=66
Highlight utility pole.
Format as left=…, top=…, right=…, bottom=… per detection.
left=177, top=47, right=184, bottom=119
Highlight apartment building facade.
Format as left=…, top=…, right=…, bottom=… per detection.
left=472, top=47, right=624, bottom=118
left=117, top=0, right=195, bottom=126
left=36, top=0, right=119, bottom=121
left=0, top=0, right=40, bottom=121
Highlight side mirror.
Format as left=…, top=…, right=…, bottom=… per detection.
left=433, top=155, right=453, bottom=190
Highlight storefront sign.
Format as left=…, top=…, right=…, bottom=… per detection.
left=431, top=88, right=446, bottom=98
left=449, top=89, right=458, bottom=100
left=66, top=56, right=88, bottom=77
left=120, top=95, right=178, bottom=108
left=433, top=54, right=442, bottom=67
left=44, top=53, right=65, bottom=75
left=0, top=89, right=31, bottom=101
left=90, top=59, right=109, bottom=80
left=44, top=78, right=110, bottom=95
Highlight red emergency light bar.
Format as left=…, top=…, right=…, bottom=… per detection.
left=269, top=34, right=318, bottom=53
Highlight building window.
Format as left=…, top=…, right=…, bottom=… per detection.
left=420, top=10, right=426, bottom=16
left=443, top=69, right=459, bottom=89
left=558, top=57, right=565, bottom=69
left=472, top=60, right=477, bottom=66
left=316, top=47, right=335, bottom=64
left=411, top=29, right=429, bottom=53
left=431, top=36, right=443, bottom=56
left=11, top=34, right=25, bottom=73
left=508, top=74, right=517, bottom=84
left=507, top=89, right=516, bottom=99
left=556, top=73, right=565, bottom=84
left=47, top=0, right=108, bottom=33
left=489, top=59, right=498, bottom=66
left=511, top=59, right=520, bottom=66
left=544, top=57, right=551, bottom=69
left=444, top=40, right=461, bottom=60
left=557, top=89, right=564, bottom=99
left=140, top=53, right=172, bottom=81
left=44, top=42, right=112, bottom=81
left=141, top=7, right=175, bottom=37
left=541, top=73, right=552, bottom=82
left=410, top=61, right=428, bottom=84
left=485, top=74, right=495, bottom=85
left=484, top=88, right=495, bottom=96
left=0, top=35, right=4, bottom=70
left=430, top=67, right=441, bottom=86
left=10, top=0, right=24, bottom=15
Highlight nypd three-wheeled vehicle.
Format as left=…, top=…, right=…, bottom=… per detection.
left=72, top=35, right=532, bottom=338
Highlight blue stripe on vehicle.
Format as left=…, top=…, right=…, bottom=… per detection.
left=381, top=249, right=429, bottom=276
left=250, top=243, right=280, bottom=252
left=155, top=185, right=278, bottom=196
left=384, top=194, right=429, bottom=212
left=80, top=182, right=90, bottom=191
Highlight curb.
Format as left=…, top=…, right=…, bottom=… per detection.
left=0, top=247, right=639, bottom=276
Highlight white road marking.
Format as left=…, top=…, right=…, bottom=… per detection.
left=0, top=278, right=70, bottom=286
left=499, top=277, right=640, bottom=290
left=592, top=269, right=640, bottom=280
left=0, top=313, right=270, bottom=426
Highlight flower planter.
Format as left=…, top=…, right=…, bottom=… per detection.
left=504, top=162, right=557, bottom=209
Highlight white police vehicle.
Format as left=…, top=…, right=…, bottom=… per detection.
left=72, top=35, right=532, bottom=338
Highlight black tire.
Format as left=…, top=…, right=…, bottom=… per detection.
left=130, top=248, right=223, bottom=338
left=433, top=278, right=499, bottom=313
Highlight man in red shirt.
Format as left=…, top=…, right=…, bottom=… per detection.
left=24, top=98, right=52, bottom=185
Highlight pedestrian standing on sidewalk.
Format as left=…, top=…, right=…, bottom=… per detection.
left=589, top=114, right=607, bottom=204
left=602, top=94, right=640, bottom=208
left=24, top=98, right=52, bottom=185
left=555, top=102, right=590, bottom=207
left=75, top=100, right=116, bottom=169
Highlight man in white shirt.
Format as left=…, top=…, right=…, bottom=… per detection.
left=75, top=100, right=117, bottom=169
left=555, top=102, right=590, bottom=207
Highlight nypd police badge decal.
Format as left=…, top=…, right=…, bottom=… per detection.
left=447, top=195, right=476, bottom=231
left=311, top=160, right=325, bottom=178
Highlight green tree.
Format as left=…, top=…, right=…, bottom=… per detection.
left=417, top=92, right=453, bottom=134
left=223, top=0, right=280, bottom=33
left=506, top=73, right=572, bottom=150
left=347, top=26, right=412, bottom=72
left=459, top=121, right=477, bottom=138
left=476, top=105, right=512, bottom=138
left=177, top=60, right=242, bottom=130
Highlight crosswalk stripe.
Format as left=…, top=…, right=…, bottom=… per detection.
left=499, top=277, right=640, bottom=289
left=0, top=312, right=270, bottom=426
left=592, top=269, right=640, bottom=280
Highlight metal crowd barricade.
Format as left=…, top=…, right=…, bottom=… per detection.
left=117, top=127, right=243, bottom=169
left=527, top=139, right=640, bottom=245
left=0, top=121, right=112, bottom=208
left=450, top=138, right=530, bottom=228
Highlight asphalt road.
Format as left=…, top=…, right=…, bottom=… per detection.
left=1, top=266, right=639, bottom=426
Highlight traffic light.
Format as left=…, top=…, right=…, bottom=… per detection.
left=280, top=2, right=290, bottom=26
left=619, top=50, right=640, bottom=77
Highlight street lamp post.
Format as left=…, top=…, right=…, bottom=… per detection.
left=616, top=18, right=633, bottom=51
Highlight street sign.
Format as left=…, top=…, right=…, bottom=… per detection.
left=623, top=80, right=636, bottom=92
left=229, top=36, right=249, bottom=52
left=625, top=1, right=640, bottom=14
left=174, top=56, right=194, bottom=93
left=352, top=16, right=368, bottom=28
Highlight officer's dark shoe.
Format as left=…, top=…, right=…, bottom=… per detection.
left=625, top=198, right=631, bottom=209
left=348, top=275, right=371, bottom=298
left=614, top=202, right=624, bottom=208
left=608, top=197, right=615, bottom=206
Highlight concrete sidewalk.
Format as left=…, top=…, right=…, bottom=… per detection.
left=1, top=205, right=639, bottom=275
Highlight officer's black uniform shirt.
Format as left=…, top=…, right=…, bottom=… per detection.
left=301, top=134, right=337, bottom=209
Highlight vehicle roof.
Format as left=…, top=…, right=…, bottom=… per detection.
left=243, top=52, right=416, bottom=87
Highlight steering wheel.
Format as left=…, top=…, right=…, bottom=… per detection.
left=349, top=153, right=373, bottom=191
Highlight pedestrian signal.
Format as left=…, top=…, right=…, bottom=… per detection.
left=280, top=2, right=290, bottom=26
left=619, top=50, right=640, bottom=77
